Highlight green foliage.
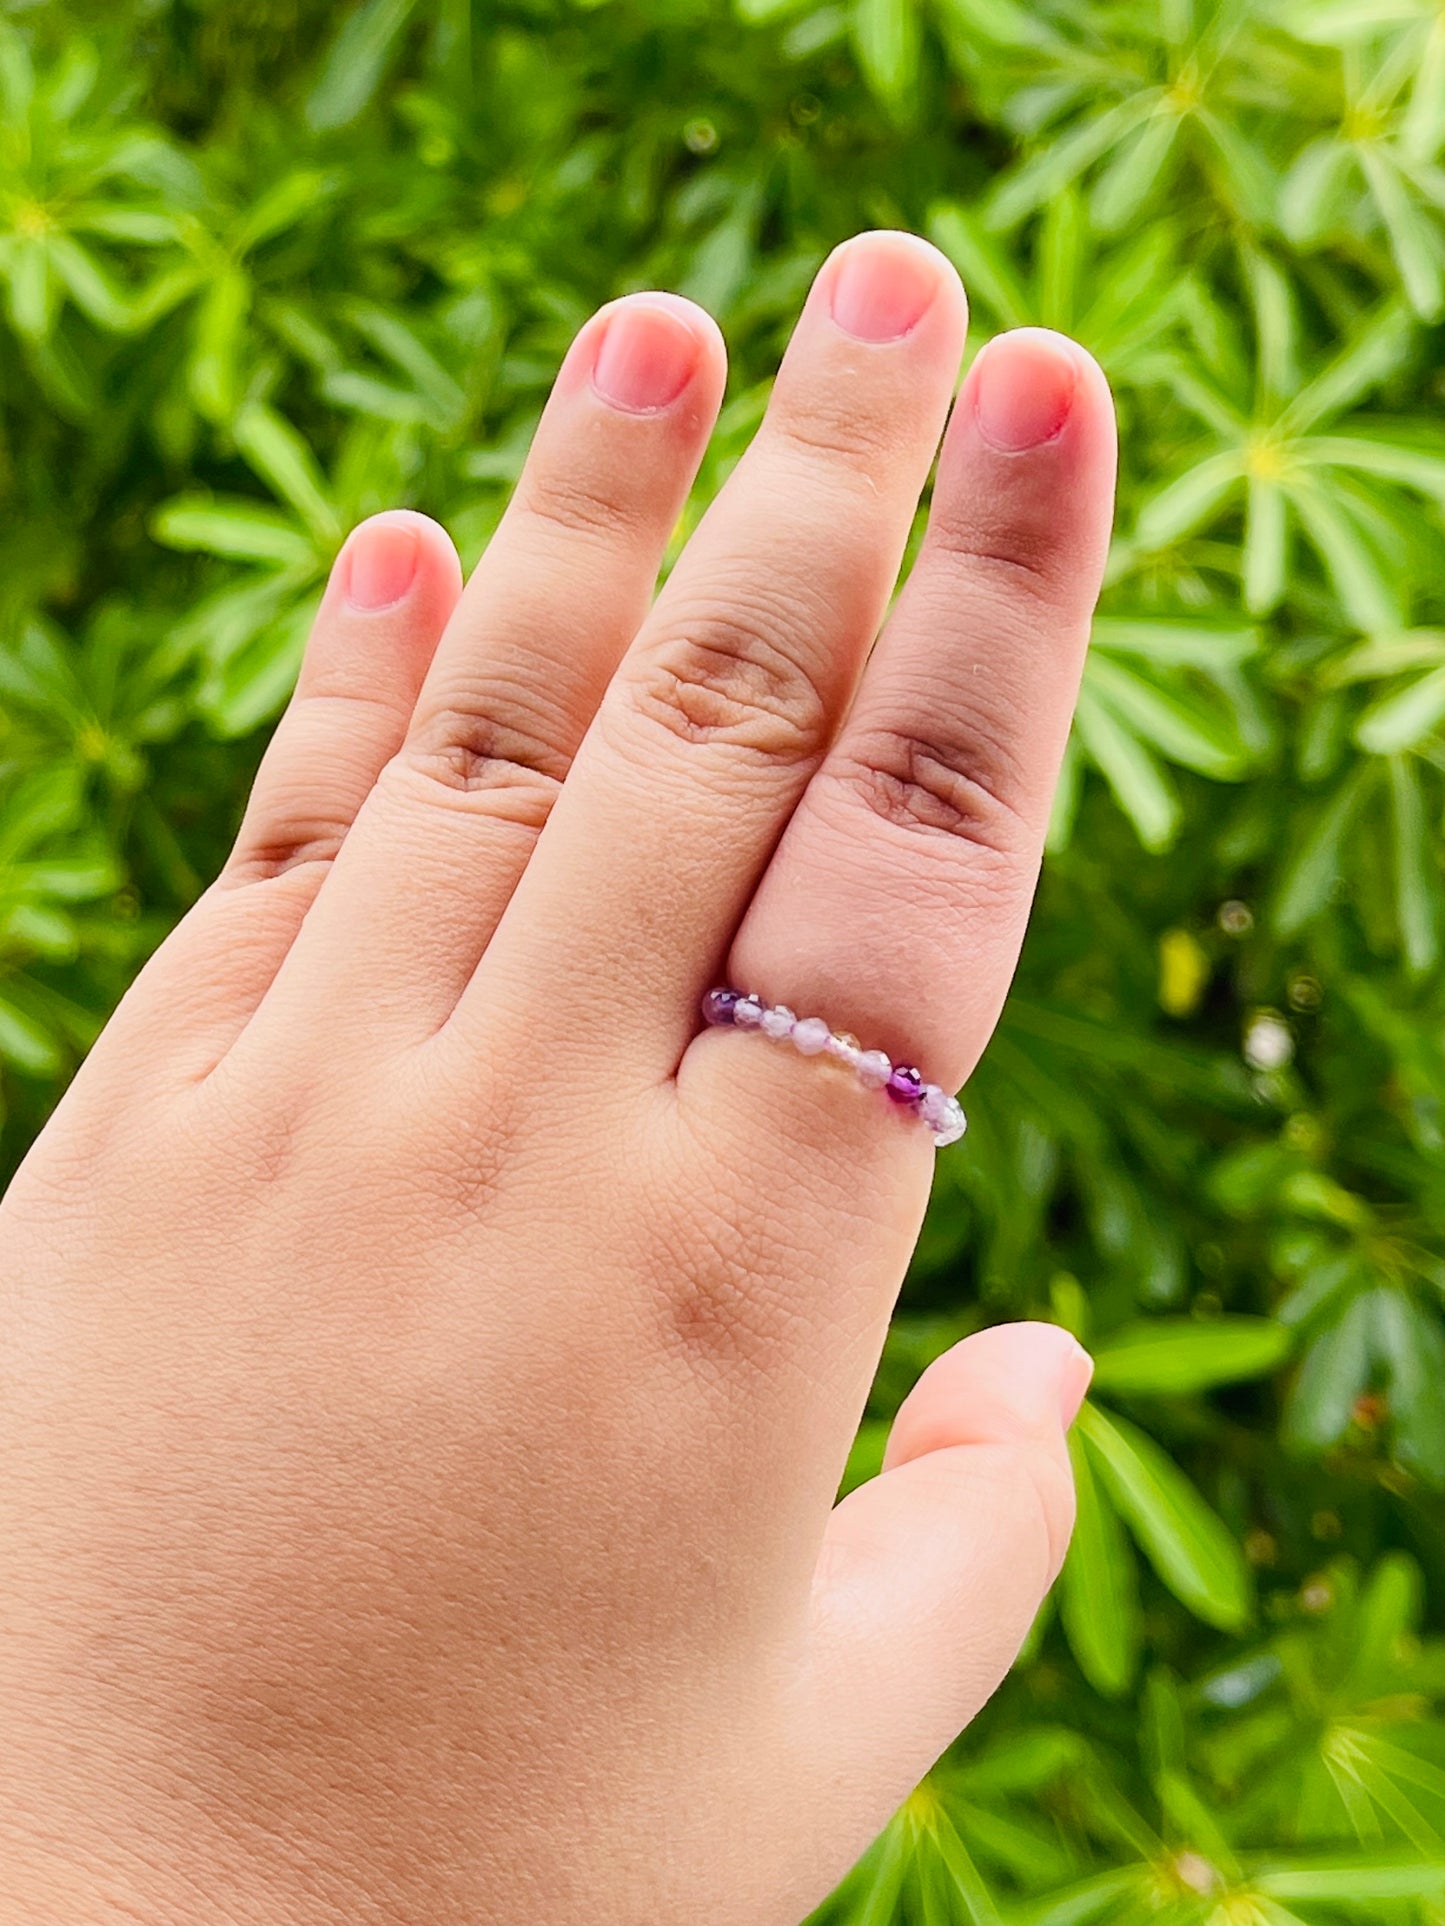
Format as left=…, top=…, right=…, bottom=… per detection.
left=2, top=0, right=1444, bottom=1917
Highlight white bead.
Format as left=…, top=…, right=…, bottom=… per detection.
left=734, top=994, right=764, bottom=1028
left=826, top=1032, right=861, bottom=1067
left=792, top=1016, right=830, bottom=1055
left=761, top=1004, right=796, bottom=1040
left=856, top=1049, right=892, bottom=1088
left=930, top=1096, right=967, bottom=1147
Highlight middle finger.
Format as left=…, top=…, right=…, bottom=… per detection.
left=454, top=231, right=968, bottom=1077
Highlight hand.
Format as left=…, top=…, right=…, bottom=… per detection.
left=0, top=230, right=1115, bottom=1925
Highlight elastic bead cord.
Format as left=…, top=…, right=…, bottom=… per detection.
left=701, top=988, right=967, bottom=1148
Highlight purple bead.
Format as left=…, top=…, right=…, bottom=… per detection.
left=703, top=988, right=740, bottom=1026
left=886, top=1064, right=923, bottom=1105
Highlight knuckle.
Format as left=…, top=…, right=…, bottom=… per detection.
left=925, top=516, right=1074, bottom=607
left=514, top=461, right=642, bottom=545
left=222, top=820, right=350, bottom=887
left=397, top=694, right=568, bottom=830
left=768, top=388, right=898, bottom=473
left=624, top=592, right=833, bottom=765
left=825, top=723, right=1036, bottom=860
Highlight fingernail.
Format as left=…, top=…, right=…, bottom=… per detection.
left=1056, top=1342, right=1094, bottom=1429
left=829, top=233, right=943, bottom=343
left=973, top=330, right=1079, bottom=452
left=591, top=300, right=700, bottom=413
left=345, top=519, right=419, bottom=611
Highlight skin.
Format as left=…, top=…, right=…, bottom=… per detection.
left=0, top=231, right=1116, bottom=1926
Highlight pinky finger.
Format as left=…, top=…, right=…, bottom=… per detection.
left=89, top=511, right=462, bottom=1090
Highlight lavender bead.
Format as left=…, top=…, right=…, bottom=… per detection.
left=703, top=988, right=740, bottom=1025
left=791, top=1016, right=830, bottom=1055
left=918, top=1083, right=950, bottom=1128
left=761, top=1004, right=796, bottom=1041
left=733, top=993, right=765, bottom=1028
left=826, top=1030, right=861, bottom=1067
left=856, top=1049, right=892, bottom=1089
left=887, top=1064, right=923, bottom=1104
left=930, top=1095, right=967, bottom=1147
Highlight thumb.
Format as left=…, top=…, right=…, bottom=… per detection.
left=801, top=1323, right=1091, bottom=1821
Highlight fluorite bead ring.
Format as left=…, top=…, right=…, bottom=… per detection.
left=701, top=988, right=967, bottom=1148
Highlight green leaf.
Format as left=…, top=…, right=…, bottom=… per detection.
left=1243, top=476, right=1287, bottom=614
left=0, top=17, right=34, bottom=124
left=839, top=1417, right=889, bottom=1497
left=1134, top=449, right=1242, bottom=550
left=234, top=169, right=335, bottom=254
left=1091, top=108, right=1179, bottom=232
left=1091, top=1318, right=1291, bottom=1395
left=927, top=202, right=1030, bottom=329
left=306, top=0, right=419, bottom=130
left=1359, top=144, right=1445, bottom=322
left=928, top=1809, right=1004, bottom=1926
left=1357, top=662, right=1445, bottom=752
left=1273, top=764, right=1374, bottom=936
left=1279, top=303, right=1414, bottom=436
left=1290, top=485, right=1403, bottom=633
left=1404, top=22, right=1445, bottom=159
left=1282, top=1291, right=1373, bottom=1454
left=1387, top=755, right=1440, bottom=975
left=735, top=0, right=812, bottom=19
left=47, top=236, right=133, bottom=331
left=1280, top=136, right=1355, bottom=242
left=231, top=403, right=342, bottom=545
left=0, top=994, right=62, bottom=1076
left=988, top=99, right=1153, bottom=232
left=188, top=267, right=249, bottom=422
left=1255, top=1860, right=1445, bottom=1901
left=1372, top=1290, right=1445, bottom=1481
left=1060, top=1429, right=1141, bottom=1696
left=851, top=0, right=921, bottom=116
left=150, top=496, right=315, bottom=566
left=1080, top=1403, right=1252, bottom=1631
left=1073, top=683, right=1181, bottom=849
left=1308, top=433, right=1445, bottom=505
left=9, top=239, right=53, bottom=340
left=1084, top=652, right=1250, bottom=779
left=1345, top=1553, right=1422, bottom=1694
left=1090, top=617, right=1259, bottom=671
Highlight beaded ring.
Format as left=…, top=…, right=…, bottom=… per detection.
left=701, top=988, right=967, bottom=1148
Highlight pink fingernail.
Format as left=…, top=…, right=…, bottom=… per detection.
left=828, top=233, right=943, bottom=343
left=1057, top=1343, right=1094, bottom=1429
left=345, top=519, right=419, bottom=610
left=591, top=300, right=701, bottom=413
left=973, top=330, right=1079, bottom=452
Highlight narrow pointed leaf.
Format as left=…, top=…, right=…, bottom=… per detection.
left=1073, top=684, right=1181, bottom=849
left=1091, top=1318, right=1291, bottom=1395
left=1387, top=755, right=1441, bottom=975
left=1079, top=1403, right=1252, bottom=1632
left=1060, top=1429, right=1141, bottom=1696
